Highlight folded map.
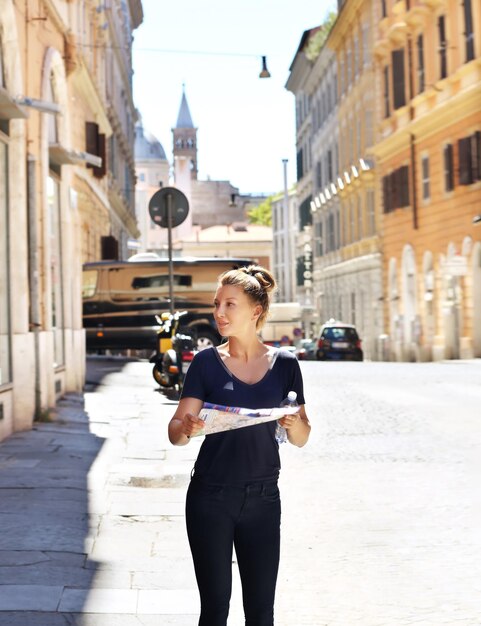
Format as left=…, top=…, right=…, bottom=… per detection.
left=195, top=402, right=298, bottom=436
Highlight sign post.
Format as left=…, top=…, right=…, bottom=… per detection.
left=148, top=187, right=189, bottom=314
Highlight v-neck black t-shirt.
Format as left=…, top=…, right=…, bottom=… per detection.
left=180, top=347, right=305, bottom=486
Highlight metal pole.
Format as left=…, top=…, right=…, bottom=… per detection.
left=166, top=193, right=174, bottom=314
left=282, top=159, right=292, bottom=302
left=27, top=155, right=42, bottom=420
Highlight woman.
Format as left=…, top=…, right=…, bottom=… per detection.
left=168, top=265, right=311, bottom=626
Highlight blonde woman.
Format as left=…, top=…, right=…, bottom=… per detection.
left=168, top=265, right=311, bottom=626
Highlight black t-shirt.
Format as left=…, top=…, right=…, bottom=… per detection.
left=180, top=347, right=305, bottom=486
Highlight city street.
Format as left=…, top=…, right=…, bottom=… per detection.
left=0, top=356, right=480, bottom=625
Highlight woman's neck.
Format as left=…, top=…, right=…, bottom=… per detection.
left=224, top=335, right=266, bottom=361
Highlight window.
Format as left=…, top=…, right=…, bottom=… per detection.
left=138, top=172, right=145, bottom=182
left=350, top=200, right=356, bottom=242
left=362, top=23, right=371, bottom=67
left=463, top=0, right=475, bottom=62
left=354, top=37, right=360, bottom=78
left=85, top=122, right=106, bottom=178
left=383, top=66, right=390, bottom=118
left=392, top=49, right=406, bottom=109
left=0, top=34, right=5, bottom=88
left=357, top=195, right=363, bottom=240
left=299, top=196, right=313, bottom=230
left=296, top=148, right=304, bottom=181
left=315, top=220, right=324, bottom=256
left=316, top=160, right=322, bottom=190
left=47, top=176, right=65, bottom=367
left=458, top=132, right=481, bottom=185
left=417, top=35, right=425, bottom=94
left=367, top=189, right=375, bottom=235
left=438, top=16, right=448, bottom=79
left=421, top=156, right=430, bottom=200
left=327, top=212, right=336, bottom=252
left=0, top=132, right=11, bottom=384
left=383, top=165, right=410, bottom=212
left=443, top=144, right=454, bottom=192
left=327, top=149, right=333, bottom=182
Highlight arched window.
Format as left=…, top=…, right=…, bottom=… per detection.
left=0, top=121, right=11, bottom=384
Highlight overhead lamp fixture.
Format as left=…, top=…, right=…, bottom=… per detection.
left=310, top=200, right=317, bottom=212
left=314, top=196, right=321, bottom=208
left=324, top=187, right=331, bottom=200
left=259, top=56, right=271, bottom=78
left=337, top=176, right=344, bottom=190
left=352, top=165, right=359, bottom=178
left=330, top=182, right=337, bottom=195
left=344, top=170, right=351, bottom=185
left=320, top=192, right=326, bottom=204
left=14, top=96, right=61, bottom=115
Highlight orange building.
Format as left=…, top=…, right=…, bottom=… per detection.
left=372, top=0, right=481, bottom=360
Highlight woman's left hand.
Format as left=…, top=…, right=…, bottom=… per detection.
left=278, top=412, right=300, bottom=430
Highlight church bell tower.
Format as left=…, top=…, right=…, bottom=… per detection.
left=172, top=85, right=198, bottom=180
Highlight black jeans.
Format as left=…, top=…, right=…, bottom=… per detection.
left=186, top=476, right=281, bottom=626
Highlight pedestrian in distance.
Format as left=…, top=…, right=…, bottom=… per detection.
left=168, top=264, right=311, bottom=626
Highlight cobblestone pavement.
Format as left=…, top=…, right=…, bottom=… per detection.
left=0, top=357, right=480, bottom=625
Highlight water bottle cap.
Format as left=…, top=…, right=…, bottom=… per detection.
left=287, top=391, right=297, bottom=402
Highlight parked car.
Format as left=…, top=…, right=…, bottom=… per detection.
left=295, top=339, right=317, bottom=360
left=316, top=320, right=363, bottom=361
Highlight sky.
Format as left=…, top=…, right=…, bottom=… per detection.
left=132, top=0, right=336, bottom=196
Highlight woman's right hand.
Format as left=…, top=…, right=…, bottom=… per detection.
left=168, top=397, right=204, bottom=445
left=183, top=412, right=205, bottom=439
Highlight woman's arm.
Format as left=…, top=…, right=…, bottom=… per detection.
left=168, top=397, right=205, bottom=445
left=278, top=404, right=311, bottom=448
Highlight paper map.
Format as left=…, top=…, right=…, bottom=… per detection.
left=195, top=402, right=298, bottom=436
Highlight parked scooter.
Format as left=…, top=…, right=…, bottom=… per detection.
left=150, top=311, right=195, bottom=392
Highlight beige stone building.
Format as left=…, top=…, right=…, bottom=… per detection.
left=181, top=224, right=272, bottom=270
left=0, top=0, right=142, bottom=441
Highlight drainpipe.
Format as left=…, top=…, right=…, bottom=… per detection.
left=27, top=155, right=42, bottom=420
left=406, top=0, right=418, bottom=230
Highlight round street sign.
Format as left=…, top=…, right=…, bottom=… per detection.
left=148, top=187, right=189, bottom=228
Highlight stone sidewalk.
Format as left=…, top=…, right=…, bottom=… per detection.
left=0, top=358, right=312, bottom=626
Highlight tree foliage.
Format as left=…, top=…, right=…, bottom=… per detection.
left=305, top=11, right=337, bottom=62
left=247, top=195, right=273, bottom=226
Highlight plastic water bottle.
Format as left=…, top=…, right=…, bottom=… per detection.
left=276, top=391, right=298, bottom=444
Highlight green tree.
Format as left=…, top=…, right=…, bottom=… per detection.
left=305, top=11, right=337, bottom=62
left=247, top=195, right=273, bottom=226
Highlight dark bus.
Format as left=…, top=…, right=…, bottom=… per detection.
left=82, top=256, right=253, bottom=351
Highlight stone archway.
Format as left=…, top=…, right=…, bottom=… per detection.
left=472, top=242, right=481, bottom=357
left=401, top=244, right=417, bottom=360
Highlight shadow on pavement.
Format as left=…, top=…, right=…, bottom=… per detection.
left=0, top=358, right=136, bottom=624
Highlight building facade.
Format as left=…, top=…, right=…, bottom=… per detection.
left=287, top=8, right=383, bottom=358
left=0, top=0, right=141, bottom=442
left=271, top=185, right=298, bottom=304
left=372, top=0, right=481, bottom=360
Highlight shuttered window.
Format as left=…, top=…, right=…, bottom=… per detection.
left=463, top=0, right=475, bottom=62
left=438, top=16, right=448, bottom=79
left=417, top=35, right=425, bottom=94
left=85, top=122, right=106, bottom=179
left=383, top=166, right=410, bottom=212
left=457, top=132, right=481, bottom=186
left=296, top=148, right=304, bottom=181
left=392, top=49, right=406, bottom=110
left=299, top=196, right=313, bottom=230
left=383, top=66, right=390, bottom=118
left=443, top=144, right=454, bottom=192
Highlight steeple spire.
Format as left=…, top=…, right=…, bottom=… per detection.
left=176, top=84, right=194, bottom=128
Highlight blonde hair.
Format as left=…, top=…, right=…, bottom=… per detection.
left=218, top=265, right=277, bottom=329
